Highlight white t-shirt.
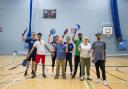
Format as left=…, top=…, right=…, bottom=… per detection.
left=33, top=39, right=47, bottom=55
left=79, top=43, right=91, bottom=58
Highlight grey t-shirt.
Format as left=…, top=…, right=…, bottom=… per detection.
left=91, top=41, right=106, bottom=62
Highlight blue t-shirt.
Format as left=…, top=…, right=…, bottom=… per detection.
left=55, top=43, right=66, bottom=59
left=25, top=38, right=37, bottom=53
left=64, top=42, right=74, bottom=57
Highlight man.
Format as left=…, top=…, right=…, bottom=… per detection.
left=64, top=36, right=74, bottom=75
left=54, top=37, right=68, bottom=79
left=91, top=32, right=108, bottom=86
left=22, top=32, right=37, bottom=76
left=48, top=35, right=59, bottom=75
left=28, top=33, right=52, bottom=78
left=72, top=31, right=82, bottom=78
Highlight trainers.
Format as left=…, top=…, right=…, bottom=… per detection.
left=43, top=73, right=46, bottom=78
left=95, top=78, right=100, bottom=83
left=86, top=76, right=92, bottom=80
left=54, top=76, right=58, bottom=79
left=79, top=74, right=82, bottom=78
left=70, top=72, right=72, bottom=75
left=63, top=76, right=66, bottom=80
left=31, top=74, right=36, bottom=78
left=72, top=74, right=75, bottom=79
left=51, top=72, right=54, bottom=76
left=103, top=80, right=108, bottom=86
left=24, top=71, right=27, bottom=76
left=31, top=70, right=34, bottom=74
left=80, top=76, right=84, bottom=81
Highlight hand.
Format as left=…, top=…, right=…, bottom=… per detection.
left=91, top=57, right=94, bottom=62
left=66, top=44, right=68, bottom=47
left=51, top=53, right=54, bottom=57
left=22, top=33, right=24, bottom=36
left=48, top=34, right=51, bottom=37
left=92, top=59, right=95, bottom=63
left=26, top=55, right=29, bottom=59
left=62, top=35, right=64, bottom=38
left=74, top=29, right=77, bottom=33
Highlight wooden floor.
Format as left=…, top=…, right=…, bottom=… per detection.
left=0, top=55, right=128, bottom=89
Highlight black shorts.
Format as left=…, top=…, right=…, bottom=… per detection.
left=27, top=52, right=36, bottom=61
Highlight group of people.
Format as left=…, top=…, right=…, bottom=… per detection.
left=21, top=30, right=108, bottom=86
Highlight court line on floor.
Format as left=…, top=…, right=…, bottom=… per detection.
left=1, top=68, right=25, bottom=89
left=0, top=79, right=23, bottom=85
left=116, top=68, right=128, bottom=76
left=107, top=81, right=126, bottom=83
left=106, top=71, right=127, bottom=81
left=0, top=67, right=4, bottom=71
left=0, top=71, right=24, bottom=76
left=0, top=68, right=24, bottom=84
left=2, top=75, right=23, bottom=89
left=43, top=65, right=128, bottom=67
left=0, top=63, right=13, bottom=69
left=90, top=68, right=112, bottom=89
left=0, top=60, right=21, bottom=69
left=0, top=75, right=13, bottom=83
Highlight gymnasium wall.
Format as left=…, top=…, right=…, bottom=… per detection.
left=0, top=0, right=128, bottom=55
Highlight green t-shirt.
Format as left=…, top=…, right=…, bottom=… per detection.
left=74, top=39, right=82, bottom=56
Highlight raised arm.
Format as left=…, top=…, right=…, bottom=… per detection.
left=72, top=30, right=76, bottom=42
left=21, top=29, right=28, bottom=42
left=48, top=34, right=51, bottom=44
left=22, top=33, right=25, bottom=42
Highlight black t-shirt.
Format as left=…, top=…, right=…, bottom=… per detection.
left=64, top=42, right=74, bottom=57
left=51, top=42, right=58, bottom=55
left=25, top=38, right=37, bottom=53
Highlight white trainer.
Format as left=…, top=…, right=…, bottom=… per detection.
left=51, top=72, right=54, bottom=76
left=103, top=80, right=108, bottom=86
left=86, top=76, right=92, bottom=80
left=80, top=76, right=84, bottom=81
left=95, top=78, right=100, bottom=83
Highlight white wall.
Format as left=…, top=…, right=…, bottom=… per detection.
left=0, top=0, right=128, bottom=54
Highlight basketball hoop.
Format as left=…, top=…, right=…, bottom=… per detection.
left=102, top=26, right=112, bottom=37
left=106, top=32, right=111, bottom=37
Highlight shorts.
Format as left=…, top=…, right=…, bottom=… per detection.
left=27, top=52, right=36, bottom=61
left=35, top=54, right=45, bottom=64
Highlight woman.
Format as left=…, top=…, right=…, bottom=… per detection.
left=78, top=37, right=92, bottom=81
left=48, top=35, right=59, bottom=75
